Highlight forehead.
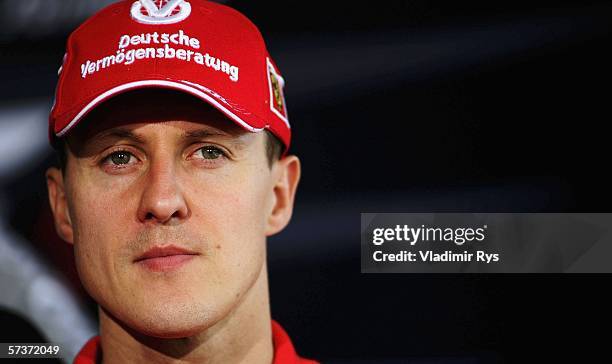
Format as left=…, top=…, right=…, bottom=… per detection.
left=65, top=89, right=249, bottom=147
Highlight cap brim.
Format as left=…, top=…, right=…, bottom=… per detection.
left=55, top=79, right=267, bottom=139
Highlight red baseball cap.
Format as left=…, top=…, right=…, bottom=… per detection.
left=50, top=0, right=291, bottom=151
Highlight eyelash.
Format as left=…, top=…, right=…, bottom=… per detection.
left=100, top=145, right=228, bottom=169
left=193, top=145, right=228, bottom=161
left=100, top=149, right=137, bottom=168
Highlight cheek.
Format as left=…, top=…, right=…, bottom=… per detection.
left=67, top=173, right=136, bottom=302
left=186, top=166, right=271, bottom=274
left=69, top=173, right=134, bottom=245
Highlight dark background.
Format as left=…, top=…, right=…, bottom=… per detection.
left=1, top=0, right=612, bottom=362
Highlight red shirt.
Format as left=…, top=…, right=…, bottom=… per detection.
left=74, top=320, right=317, bottom=364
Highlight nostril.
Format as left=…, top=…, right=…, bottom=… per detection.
left=145, top=212, right=155, bottom=220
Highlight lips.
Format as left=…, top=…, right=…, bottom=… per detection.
left=134, top=245, right=199, bottom=272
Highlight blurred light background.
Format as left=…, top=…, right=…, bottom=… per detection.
left=1, top=0, right=612, bottom=363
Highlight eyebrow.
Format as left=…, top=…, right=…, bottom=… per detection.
left=92, top=127, right=247, bottom=148
left=182, top=128, right=248, bottom=150
left=95, top=128, right=146, bottom=144
left=182, top=129, right=228, bottom=139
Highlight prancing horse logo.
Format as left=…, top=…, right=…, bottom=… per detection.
left=131, top=0, right=192, bottom=25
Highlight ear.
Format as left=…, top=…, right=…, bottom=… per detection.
left=46, top=167, right=74, bottom=244
left=265, top=155, right=301, bottom=236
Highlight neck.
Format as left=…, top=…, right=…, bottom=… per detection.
left=99, top=263, right=273, bottom=364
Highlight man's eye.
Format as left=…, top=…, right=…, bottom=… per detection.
left=197, top=146, right=224, bottom=160
left=105, top=151, right=134, bottom=165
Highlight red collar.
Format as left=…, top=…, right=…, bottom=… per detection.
left=74, top=320, right=317, bottom=364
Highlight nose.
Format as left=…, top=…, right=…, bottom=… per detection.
left=137, top=159, right=190, bottom=225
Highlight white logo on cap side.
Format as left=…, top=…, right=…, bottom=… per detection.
left=131, top=0, right=191, bottom=25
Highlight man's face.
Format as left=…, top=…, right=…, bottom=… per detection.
left=46, top=91, right=299, bottom=338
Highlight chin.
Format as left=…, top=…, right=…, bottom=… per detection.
left=128, top=305, right=219, bottom=339
left=138, top=324, right=205, bottom=339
